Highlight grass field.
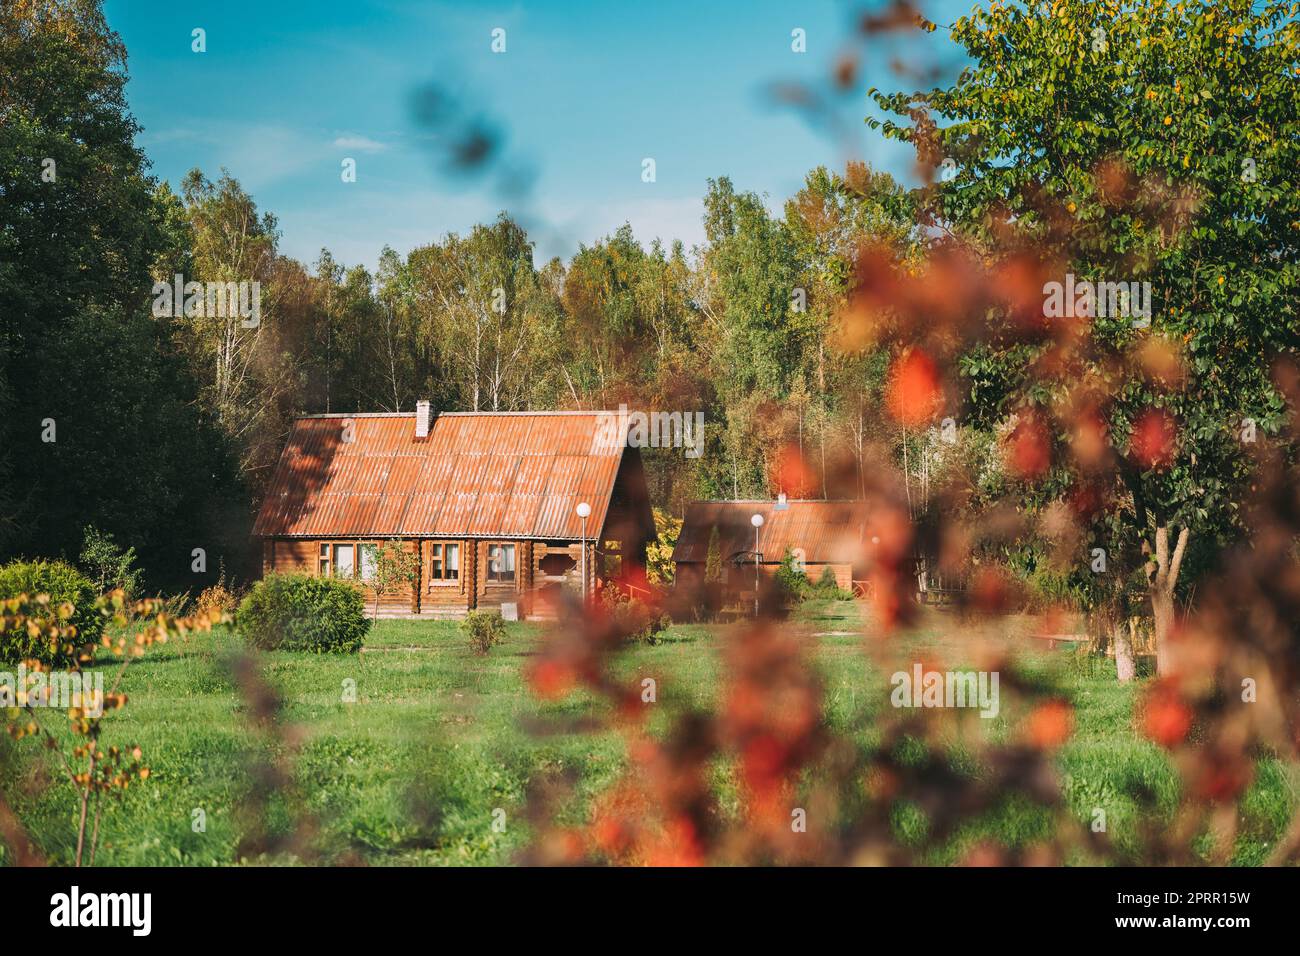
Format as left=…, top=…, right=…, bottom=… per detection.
left=3, top=600, right=1296, bottom=866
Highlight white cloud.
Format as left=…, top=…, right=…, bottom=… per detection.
left=149, top=121, right=325, bottom=192
left=332, top=135, right=388, bottom=153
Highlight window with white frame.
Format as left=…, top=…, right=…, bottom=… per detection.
left=486, top=543, right=516, bottom=583
left=429, top=541, right=460, bottom=584
left=318, top=541, right=375, bottom=580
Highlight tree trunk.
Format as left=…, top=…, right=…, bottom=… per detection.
left=1152, top=588, right=1176, bottom=675
left=1147, top=525, right=1189, bottom=677
left=1114, top=618, right=1136, bottom=683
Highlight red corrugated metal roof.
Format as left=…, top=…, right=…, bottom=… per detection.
left=252, top=412, right=627, bottom=540
left=672, top=500, right=871, bottom=565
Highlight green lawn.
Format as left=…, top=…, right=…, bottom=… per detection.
left=2, top=601, right=1295, bottom=865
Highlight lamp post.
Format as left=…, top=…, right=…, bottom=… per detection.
left=576, top=501, right=591, bottom=603
left=750, top=512, right=764, bottom=618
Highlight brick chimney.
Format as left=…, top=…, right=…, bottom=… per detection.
left=415, top=399, right=431, bottom=439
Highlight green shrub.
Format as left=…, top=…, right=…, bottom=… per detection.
left=602, top=589, right=671, bottom=645
left=0, top=559, right=103, bottom=663
left=774, top=549, right=811, bottom=602
left=463, top=609, right=506, bottom=654
left=79, top=525, right=142, bottom=598
left=811, top=565, right=852, bottom=600
left=237, top=573, right=369, bottom=653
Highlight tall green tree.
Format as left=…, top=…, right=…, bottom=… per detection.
left=176, top=169, right=281, bottom=432
left=786, top=163, right=917, bottom=497
left=402, top=213, right=562, bottom=412
left=698, top=177, right=811, bottom=401
left=0, top=0, right=244, bottom=590
left=871, top=0, right=1300, bottom=671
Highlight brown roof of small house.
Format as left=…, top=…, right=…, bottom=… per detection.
left=671, top=500, right=871, bottom=565
left=252, top=411, right=627, bottom=540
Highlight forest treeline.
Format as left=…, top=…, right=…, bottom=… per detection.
left=0, top=3, right=929, bottom=591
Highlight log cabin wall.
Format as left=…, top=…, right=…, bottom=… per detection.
left=263, top=536, right=613, bottom=619
left=465, top=540, right=477, bottom=611
left=265, top=537, right=423, bottom=615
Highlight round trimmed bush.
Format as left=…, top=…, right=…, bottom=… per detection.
left=0, top=559, right=103, bottom=663
left=237, top=573, right=369, bottom=652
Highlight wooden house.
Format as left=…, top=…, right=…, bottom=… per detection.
left=672, top=499, right=870, bottom=596
left=251, top=405, right=656, bottom=618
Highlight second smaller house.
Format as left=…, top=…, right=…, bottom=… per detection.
left=672, top=499, right=871, bottom=595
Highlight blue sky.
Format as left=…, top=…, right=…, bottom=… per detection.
left=104, top=0, right=969, bottom=271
